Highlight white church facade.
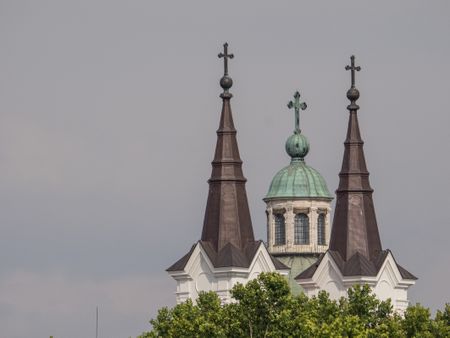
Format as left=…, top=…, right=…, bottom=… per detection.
left=297, top=250, right=415, bottom=312
left=166, top=45, right=416, bottom=312
left=168, top=241, right=288, bottom=304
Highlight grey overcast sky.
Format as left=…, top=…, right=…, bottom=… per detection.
left=1, top=1, right=449, bottom=337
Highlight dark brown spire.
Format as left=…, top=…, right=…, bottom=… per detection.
left=329, top=55, right=382, bottom=262
left=201, top=43, right=255, bottom=252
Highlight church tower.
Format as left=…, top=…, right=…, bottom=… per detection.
left=296, top=56, right=416, bottom=312
left=264, top=91, right=333, bottom=294
left=167, top=43, right=288, bottom=304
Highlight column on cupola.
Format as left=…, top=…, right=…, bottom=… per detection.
left=309, top=206, right=318, bottom=251
left=285, top=204, right=294, bottom=251
left=266, top=206, right=273, bottom=249
left=264, top=91, right=333, bottom=294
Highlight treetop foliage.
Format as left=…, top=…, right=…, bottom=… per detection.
left=139, top=273, right=449, bottom=338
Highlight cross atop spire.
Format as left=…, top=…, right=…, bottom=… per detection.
left=218, top=42, right=234, bottom=76
left=287, top=91, right=307, bottom=133
left=218, top=42, right=234, bottom=97
left=345, top=55, right=361, bottom=88
left=345, top=55, right=361, bottom=110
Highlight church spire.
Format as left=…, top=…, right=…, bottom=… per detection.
left=329, top=55, right=382, bottom=262
left=201, top=43, right=255, bottom=252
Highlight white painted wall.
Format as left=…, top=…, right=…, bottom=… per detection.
left=297, top=251, right=415, bottom=313
left=168, top=242, right=288, bottom=304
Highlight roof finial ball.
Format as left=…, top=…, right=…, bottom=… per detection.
left=345, top=55, right=361, bottom=110
left=218, top=42, right=234, bottom=97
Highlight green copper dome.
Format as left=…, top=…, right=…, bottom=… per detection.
left=265, top=91, right=332, bottom=200
left=265, top=160, right=332, bottom=200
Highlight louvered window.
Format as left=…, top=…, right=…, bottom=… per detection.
left=274, top=214, right=286, bottom=245
left=294, top=213, right=309, bottom=245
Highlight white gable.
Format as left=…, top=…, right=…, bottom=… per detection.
left=168, top=242, right=288, bottom=304
left=297, top=251, right=415, bottom=313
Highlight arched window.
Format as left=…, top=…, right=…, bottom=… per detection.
left=274, top=213, right=286, bottom=245
left=317, top=213, right=326, bottom=245
left=294, top=213, right=309, bottom=245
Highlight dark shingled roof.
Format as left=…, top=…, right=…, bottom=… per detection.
left=397, top=263, right=418, bottom=280
left=167, top=240, right=289, bottom=272
left=295, top=250, right=417, bottom=280
left=166, top=244, right=196, bottom=272
left=295, top=254, right=325, bottom=279
left=297, top=64, right=416, bottom=282
left=200, top=93, right=255, bottom=253
left=328, top=91, right=382, bottom=262
left=168, top=61, right=287, bottom=273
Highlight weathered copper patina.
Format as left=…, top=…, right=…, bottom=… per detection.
left=265, top=91, right=332, bottom=200
left=287, top=91, right=307, bottom=134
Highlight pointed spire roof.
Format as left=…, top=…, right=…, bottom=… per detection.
left=329, top=55, right=382, bottom=262
left=297, top=56, right=415, bottom=283
left=201, top=43, right=255, bottom=252
left=168, top=43, right=288, bottom=273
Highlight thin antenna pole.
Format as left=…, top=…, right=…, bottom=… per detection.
left=96, top=306, right=98, bottom=338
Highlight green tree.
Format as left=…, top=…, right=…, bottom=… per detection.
left=433, top=303, right=450, bottom=337
left=402, top=303, right=433, bottom=337
left=230, top=272, right=291, bottom=337
left=140, top=272, right=449, bottom=338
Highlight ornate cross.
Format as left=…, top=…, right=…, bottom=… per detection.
left=218, top=42, right=234, bottom=76
left=287, top=91, right=307, bottom=133
left=345, top=55, right=361, bottom=87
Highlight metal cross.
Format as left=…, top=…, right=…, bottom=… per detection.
left=287, top=91, right=307, bottom=133
left=345, top=55, right=361, bottom=87
left=218, top=42, right=234, bottom=76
